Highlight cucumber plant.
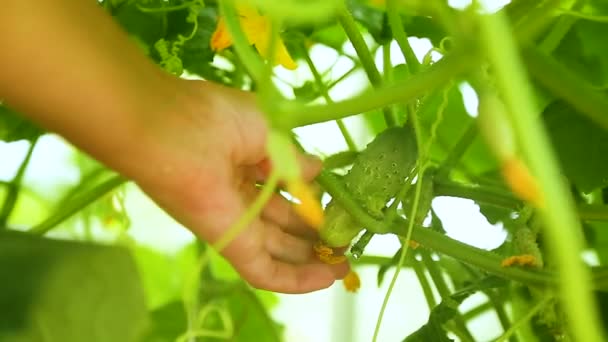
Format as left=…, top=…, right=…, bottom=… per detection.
left=2, top=0, right=608, bottom=341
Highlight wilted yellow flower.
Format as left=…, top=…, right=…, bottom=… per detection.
left=211, top=4, right=297, bottom=70
left=343, top=271, right=361, bottom=293
left=501, top=157, right=544, bottom=208
left=313, top=241, right=347, bottom=264
left=501, top=254, right=539, bottom=268
left=287, top=179, right=324, bottom=230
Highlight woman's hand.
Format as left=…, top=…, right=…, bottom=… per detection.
left=129, top=79, right=349, bottom=293
left=1, top=0, right=347, bottom=293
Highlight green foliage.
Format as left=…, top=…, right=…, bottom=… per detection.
left=3, top=0, right=608, bottom=341
left=0, top=105, right=43, bottom=143
left=543, top=99, right=608, bottom=193
left=403, top=277, right=505, bottom=342
left=0, top=231, right=147, bottom=342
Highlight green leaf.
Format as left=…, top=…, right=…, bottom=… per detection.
left=348, top=0, right=392, bottom=45
left=0, top=105, right=43, bottom=143
left=417, top=86, right=472, bottom=163
left=543, top=99, right=608, bottom=193
left=292, top=81, right=322, bottom=102
left=403, top=277, right=505, bottom=342
left=144, top=281, right=282, bottom=342
left=554, top=16, right=608, bottom=87
left=0, top=231, right=148, bottom=342
left=172, top=7, right=217, bottom=74
left=400, top=16, right=446, bottom=47
left=114, top=3, right=165, bottom=48
left=140, top=301, right=187, bottom=342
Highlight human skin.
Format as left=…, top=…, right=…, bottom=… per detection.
left=0, top=0, right=348, bottom=293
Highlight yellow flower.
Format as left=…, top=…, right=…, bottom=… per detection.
left=287, top=179, right=324, bottom=230
left=343, top=271, right=361, bottom=293
left=312, top=242, right=360, bottom=293
left=211, top=4, right=297, bottom=70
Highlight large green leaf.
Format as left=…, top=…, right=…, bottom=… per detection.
left=553, top=12, right=608, bottom=87
left=543, top=100, right=608, bottom=193
left=0, top=231, right=148, bottom=342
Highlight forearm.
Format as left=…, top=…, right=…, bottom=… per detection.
left=0, top=0, right=178, bottom=177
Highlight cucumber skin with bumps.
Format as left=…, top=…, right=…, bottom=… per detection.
left=320, top=126, right=418, bottom=247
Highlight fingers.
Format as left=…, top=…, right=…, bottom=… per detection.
left=297, top=153, right=323, bottom=181
left=250, top=153, right=322, bottom=182
left=261, top=193, right=318, bottom=239
left=238, top=253, right=347, bottom=294
left=264, top=223, right=314, bottom=264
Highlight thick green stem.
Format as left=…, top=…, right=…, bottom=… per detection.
left=316, top=169, right=608, bottom=289
left=338, top=7, right=395, bottom=127
left=279, top=50, right=476, bottom=128
left=0, top=138, right=38, bottom=228
left=434, top=179, right=520, bottom=209
left=386, top=0, right=420, bottom=74
left=30, top=175, right=126, bottom=235
left=478, top=11, right=605, bottom=342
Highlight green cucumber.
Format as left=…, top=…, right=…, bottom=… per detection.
left=320, top=126, right=418, bottom=247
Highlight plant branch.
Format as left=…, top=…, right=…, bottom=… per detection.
left=316, top=169, right=608, bottom=290
left=386, top=0, right=420, bottom=74
left=434, top=179, right=520, bottom=209
left=0, top=138, right=38, bottom=228
left=279, top=49, right=476, bottom=128
left=337, top=7, right=395, bottom=126
left=30, top=175, right=126, bottom=235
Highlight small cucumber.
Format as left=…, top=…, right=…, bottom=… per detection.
left=320, top=126, right=418, bottom=247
